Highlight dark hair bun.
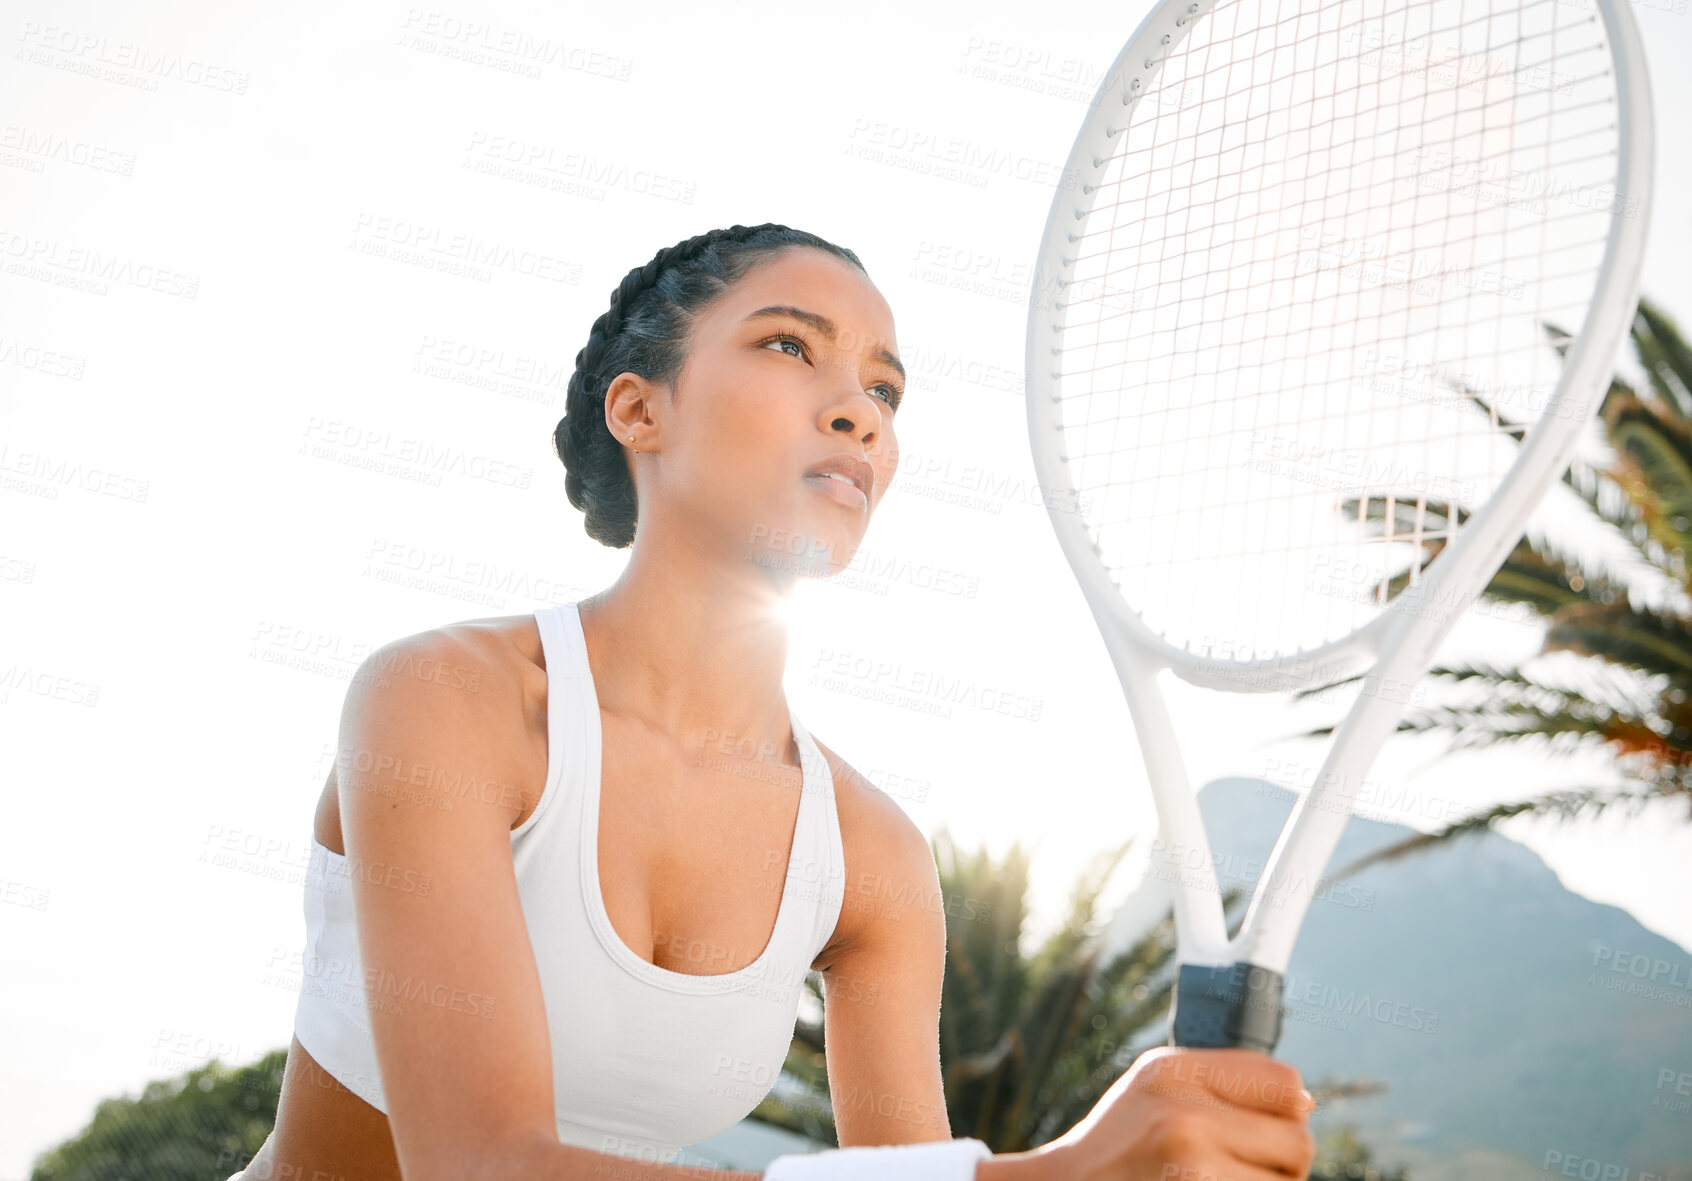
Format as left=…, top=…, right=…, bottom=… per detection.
left=553, top=224, right=865, bottom=548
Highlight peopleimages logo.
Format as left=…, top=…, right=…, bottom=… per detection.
left=1542, top=1149, right=1678, bottom=1180
left=808, top=648, right=1044, bottom=722
left=1278, top=972, right=1440, bottom=1035
left=843, top=117, right=1079, bottom=192
left=1587, top=941, right=1692, bottom=1007
left=15, top=22, right=251, bottom=94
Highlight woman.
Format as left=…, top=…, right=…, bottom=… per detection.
left=234, top=224, right=1317, bottom=1181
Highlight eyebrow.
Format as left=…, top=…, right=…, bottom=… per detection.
left=743, top=305, right=906, bottom=382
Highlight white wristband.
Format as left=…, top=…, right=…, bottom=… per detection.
left=763, top=1138, right=994, bottom=1180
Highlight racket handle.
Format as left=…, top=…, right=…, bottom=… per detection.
left=1169, top=962, right=1284, bottom=1054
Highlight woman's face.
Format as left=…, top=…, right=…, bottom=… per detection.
left=616, top=246, right=904, bottom=580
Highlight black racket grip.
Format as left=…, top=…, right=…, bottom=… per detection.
left=1170, top=962, right=1285, bottom=1054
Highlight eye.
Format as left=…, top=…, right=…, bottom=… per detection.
left=759, top=331, right=903, bottom=412
left=762, top=333, right=810, bottom=362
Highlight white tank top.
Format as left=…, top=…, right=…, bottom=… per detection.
left=291, top=600, right=847, bottom=1163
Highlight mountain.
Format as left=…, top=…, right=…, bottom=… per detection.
left=1102, top=778, right=1692, bottom=1176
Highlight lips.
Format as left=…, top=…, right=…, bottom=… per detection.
left=803, top=454, right=874, bottom=501
left=806, top=471, right=868, bottom=511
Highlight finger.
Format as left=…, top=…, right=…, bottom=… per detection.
left=1149, top=1048, right=1313, bottom=1118
left=1123, top=1067, right=1276, bottom=1143
left=1155, top=1158, right=1311, bottom=1181
left=1215, top=1103, right=1319, bottom=1177
left=1130, top=1091, right=1310, bottom=1181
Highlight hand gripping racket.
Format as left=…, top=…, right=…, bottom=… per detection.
left=1025, top=0, right=1653, bottom=1052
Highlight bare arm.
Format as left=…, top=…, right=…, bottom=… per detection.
left=335, top=628, right=763, bottom=1181
left=800, top=763, right=1314, bottom=1180
left=809, top=764, right=1055, bottom=1179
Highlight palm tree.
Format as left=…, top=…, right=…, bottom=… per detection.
left=756, top=831, right=1402, bottom=1179
left=1297, top=297, right=1692, bottom=872
left=753, top=830, right=1179, bottom=1150
left=934, top=832, right=1177, bottom=1150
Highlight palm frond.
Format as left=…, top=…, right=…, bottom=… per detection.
left=1599, top=388, right=1692, bottom=561
left=1558, top=453, right=1685, bottom=590
left=1330, top=784, right=1670, bottom=878
left=1291, top=659, right=1540, bottom=725
left=1470, top=536, right=1612, bottom=616
left=1634, top=298, right=1692, bottom=419
left=1545, top=598, right=1692, bottom=681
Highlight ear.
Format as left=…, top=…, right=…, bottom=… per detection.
left=604, top=371, right=663, bottom=452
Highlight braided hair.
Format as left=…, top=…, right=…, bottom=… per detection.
left=554, top=223, right=868, bottom=548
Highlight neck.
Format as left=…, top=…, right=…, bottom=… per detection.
left=576, top=527, right=801, bottom=770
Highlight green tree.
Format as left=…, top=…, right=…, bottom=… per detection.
left=29, top=1051, right=284, bottom=1181
left=1302, top=297, right=1692, bottom=872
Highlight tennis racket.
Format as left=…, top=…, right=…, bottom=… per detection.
left=1024, top=0, right=1653, bottom=1052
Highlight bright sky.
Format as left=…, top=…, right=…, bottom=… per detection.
left=3, top=0, right=1691, bottom=1176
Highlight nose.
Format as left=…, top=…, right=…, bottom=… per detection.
left=819, top=387, right=888, bottom=450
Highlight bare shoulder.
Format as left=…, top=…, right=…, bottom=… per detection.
left=318, top=612, right=549, bottom=844
left=408, top=610, right=545, bottom=673
left=807, top=735, right=943, bottom=966
left=354, top=611, right=544, bottom=724
left=809, top=735, right=932, bottom=861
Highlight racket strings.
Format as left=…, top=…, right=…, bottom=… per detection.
left=1051, top=0, right=1620, bottom=662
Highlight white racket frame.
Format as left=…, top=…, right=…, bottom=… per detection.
left=1025, top=0, right=1654, bottom=976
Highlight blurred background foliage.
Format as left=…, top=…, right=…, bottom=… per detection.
left=29, top=833, right=1402, bottom=1179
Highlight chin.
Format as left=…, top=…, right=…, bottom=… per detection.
left=745, top=509, right=863, bottom=582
